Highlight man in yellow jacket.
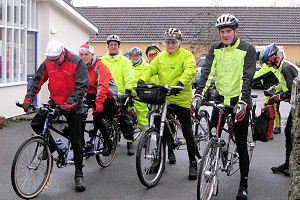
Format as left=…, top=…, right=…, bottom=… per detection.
left=139, top=28, right=198, bottom=180
left=101, top=35, right=136, bottom=156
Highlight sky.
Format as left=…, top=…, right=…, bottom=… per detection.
left=72, top=0, right=300, bottom=7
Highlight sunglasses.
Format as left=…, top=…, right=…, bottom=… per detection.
left=148, top=52, right=158, bottom=58
left=46, top=53, right=62, bottom=63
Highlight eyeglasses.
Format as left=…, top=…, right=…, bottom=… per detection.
left=46, top=53, right=62, bottom=63
left=165, top=41, right=178, bottom=45
left=148, top=52, right=158, bottom=58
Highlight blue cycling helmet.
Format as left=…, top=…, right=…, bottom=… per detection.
left=261, top=43, right=280, bottom=65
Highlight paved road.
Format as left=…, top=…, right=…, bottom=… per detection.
left=0, top=89, right=290, bottom=200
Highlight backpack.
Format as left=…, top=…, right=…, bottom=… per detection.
left=253, top=105, right=275, bottom=142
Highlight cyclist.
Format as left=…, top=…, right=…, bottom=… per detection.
left=253, top=60, right=281, bottom=137
left=22, top=40, right=89, bottom=192
left=191, top=14, right=256, bottom=199
left=78, top=44, right=118, bottom=156
left=139, top=28, right=198, bottom=180
left=128, top=47, right=150, bottom=132
left=101, top=35, right=137, bottom=156
left=261, top=43, right=299, bottom=176
left=145, top=44, right=161, bottom=63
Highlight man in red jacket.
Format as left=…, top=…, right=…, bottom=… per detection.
left=78, top=44, right=118, bottom=156
left=22, top=40, right=88, bottom=192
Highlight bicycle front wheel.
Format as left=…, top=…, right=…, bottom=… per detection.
left=96, top=119, right=119, bottom=167
left=197, top=139, right=218, bottom=200
left=136, top=128, right=166, bottom=188
left=194, top=110, right=210, bottom=158
left=11, top=136, right=52, bottom=199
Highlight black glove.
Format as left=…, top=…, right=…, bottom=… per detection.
left=170, top=82, right=184, bottom=95
left=190, top=95, right=203, bottom=113
left=268, top=95, right=280, bottom=105
left=233, top=102, right=247, bottom=122
left=125, top=89, right=132, bottom=97
left=22, top=101, right=32, bottom=113
left=137, top=80, right=145, bottom=86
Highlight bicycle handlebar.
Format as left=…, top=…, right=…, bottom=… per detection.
left=16, top=101, right=36, bottom=114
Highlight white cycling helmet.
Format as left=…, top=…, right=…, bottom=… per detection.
left=44, top=40, right=64, bottom=57
left=215, top=14, right=239, bottom=30
left=106, top=35, right=121, bottom=45
left=129, top=47, right=143, bottom=56
left=164, top=28, right=182, bottom=41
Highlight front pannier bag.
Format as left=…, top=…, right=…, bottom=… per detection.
left=135, top=84, right=168, bottom=105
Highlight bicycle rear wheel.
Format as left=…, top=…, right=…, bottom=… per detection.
left=197, top=139, right=218, bottom=200
left=11, top=136, right=52, bottom=199
left=194, top=110, right=210, bottom=158
left=136, top=128, right=165, bottom=188
left=96, top=119, right=119, bottom=167
left=247, top=121, right=255, bottom=162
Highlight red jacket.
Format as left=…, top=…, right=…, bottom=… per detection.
left=24, top=50, right=88, bottom=113
left=87, top=57, right=118, bottom=108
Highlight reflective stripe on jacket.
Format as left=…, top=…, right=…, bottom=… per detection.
left=140, top=47, right=196, bottom=108
left=101, top=50, right=136, bottom=94
left=195, top=38, right=256, bottom=106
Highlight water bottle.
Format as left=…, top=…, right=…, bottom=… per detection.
left=56, top=138, right=66, bottom=154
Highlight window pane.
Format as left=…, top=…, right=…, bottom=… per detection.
left=14, top=29, right=20, bottom=82
left=6, top=28, right=12, bottom=83
left=0, top=28, right=3, bottom=83
left=0, top=0, right=2, bottom=24
left=14, top=0, right=20, bottom=26
left=7, top=0, right=13, bottom=25
left=21, top=0, right=25, bottom=27
left=20, top=30, right=25, bottom=81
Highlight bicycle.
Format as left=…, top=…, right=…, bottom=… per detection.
left=197, top=95, right=257, bottom=200
left=134, top=84, right=201, bottom=187
left=11, top=102, right=119, bottom=199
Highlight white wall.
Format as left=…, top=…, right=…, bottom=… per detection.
left=0, top=84, right=28, bottom=118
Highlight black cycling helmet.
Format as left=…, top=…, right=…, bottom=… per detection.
left=106, top=35, right=121, bottom=45
left=215, top=14, right=239, bottom=30
left=145, top=44, right=161, bottom=56
left=261, top=43, right=280, bottom=65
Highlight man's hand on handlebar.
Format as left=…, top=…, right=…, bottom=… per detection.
left=170, top=82, right=184, bottom=95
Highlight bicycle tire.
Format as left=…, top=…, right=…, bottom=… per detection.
left=197, top=139, right=218, bottom=200
left=136, top=128, right=166, bottom=188
left=11, top=136, right=52, bottom=199
left=96, top=119, right=119, bottom=167
left=194, top=110, right=211, bottom=158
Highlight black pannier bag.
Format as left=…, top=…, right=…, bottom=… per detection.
left=135, top=84, right=168, bottom=105
left=253, top=105, right=275, bottom=142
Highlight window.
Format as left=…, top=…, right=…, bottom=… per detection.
left=0, top=0, right=37, bottom=86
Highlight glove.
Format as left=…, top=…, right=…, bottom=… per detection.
left=233, top=102, right=247, bottom=122
left=137, top=80, right=145, bottom=86
left=268, top=95, right=280, bottom=105
left=54, top=104, right=71, bottom=116
left=170, top=82, right=184, bottom=95
left=190, top=95, right=203, bottom=113
left=22, top=99, right=32, bottom=112
left=125, top=89, right=132, bottom=97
